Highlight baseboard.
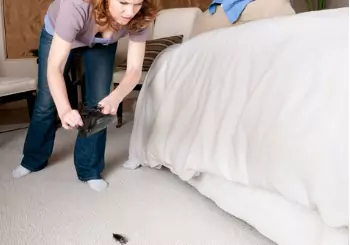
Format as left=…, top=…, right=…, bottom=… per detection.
left=0, top=122, right=29, bottom=132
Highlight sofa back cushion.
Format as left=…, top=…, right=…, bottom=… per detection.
left=152, top=7, right=202, bottom=41
left=115, top=7, right=201, bottom=62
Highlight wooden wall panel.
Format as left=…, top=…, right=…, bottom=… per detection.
left=3, top=0, right=52, bottom=59
left=2, top=0, right=210, bottom=59
left=156, top=0, right=211, bottom=10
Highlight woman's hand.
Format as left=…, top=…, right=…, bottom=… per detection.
left=60, top=109, right=83, bottom=130
left=98, top=95, right=121, bottom=115
left=97, top=40, right=145, bottom=115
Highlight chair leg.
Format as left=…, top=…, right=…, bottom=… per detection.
left=116, top=102, right=123, bottom=128
left=26, top=91, right=36, bottom=120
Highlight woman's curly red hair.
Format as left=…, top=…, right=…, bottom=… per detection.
left=90, top=0, right=158, bottom=33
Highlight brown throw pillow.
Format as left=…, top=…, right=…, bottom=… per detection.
left=116, top=35, right=183, bottom=72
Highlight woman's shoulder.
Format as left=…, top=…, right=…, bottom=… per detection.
left=59, top=0, right=91, bottom=11
left=48, top=0, right=92, bottom=43
left=61, top=0, right=90, bottom=5
left=55, top=0, right=91, bottom=19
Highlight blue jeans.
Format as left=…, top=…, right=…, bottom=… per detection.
left=20, top=27, right=117, bottom=181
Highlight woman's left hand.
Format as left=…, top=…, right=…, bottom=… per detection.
left=98, top=95, right=121, bottom=115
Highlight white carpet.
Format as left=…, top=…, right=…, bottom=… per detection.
left=0, top=116, right=275, bottom=245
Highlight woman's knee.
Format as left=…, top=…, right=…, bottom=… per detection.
left=32, top=89, right=56, bottom=118
left=84, top=88, right=111, bottom=107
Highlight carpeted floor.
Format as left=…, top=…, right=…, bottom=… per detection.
left=0, top=114, right=275, bottom=245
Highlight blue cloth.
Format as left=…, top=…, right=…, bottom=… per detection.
left=208, top=0, right=255, bottom=24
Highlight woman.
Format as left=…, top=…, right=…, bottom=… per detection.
left=12, top=0, right=157, bottom=191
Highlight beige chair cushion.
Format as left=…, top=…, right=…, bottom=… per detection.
left=190, top=0, right=296, bottom=38
left=0, top=77, right=37, bottom=97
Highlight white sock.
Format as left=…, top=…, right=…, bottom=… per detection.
left=122, top=160, right=141, bottom=170
left=87, top=179, right=108, bottom=192
left=12, top=165, right=31, bottom=178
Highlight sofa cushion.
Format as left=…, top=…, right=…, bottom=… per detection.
left=189, top=0, right=295, bottom=38
left=0, top=77, right=37, bottom=97
left=114, top=7, right=201, bottom=63
left=152, top=7, right=202, bottom=41
left=116, top=35, right=183, bottom=72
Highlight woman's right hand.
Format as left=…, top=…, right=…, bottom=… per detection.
left=60, top=109, right=83, bottom=130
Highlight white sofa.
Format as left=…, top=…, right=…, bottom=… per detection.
left=111, top=3, right=296, bottom=126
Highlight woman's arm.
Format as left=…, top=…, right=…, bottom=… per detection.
left=44, top=0, right=86, bottom=128
left=99, top=40, right=145, bottom=114
left=47, top=35, right=73, bottom=118
left=47, top=34, right=83, bottom=129
left=112, top=40, right=145, bottom=100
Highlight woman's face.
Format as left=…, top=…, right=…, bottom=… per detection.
left=109, top=0, right=143, bottom=25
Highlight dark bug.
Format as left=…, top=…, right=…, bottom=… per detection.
left=113, top=233, right=128, bottom=244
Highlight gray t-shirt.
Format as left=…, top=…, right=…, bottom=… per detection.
left=44, top=0, right=148, bottom=49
